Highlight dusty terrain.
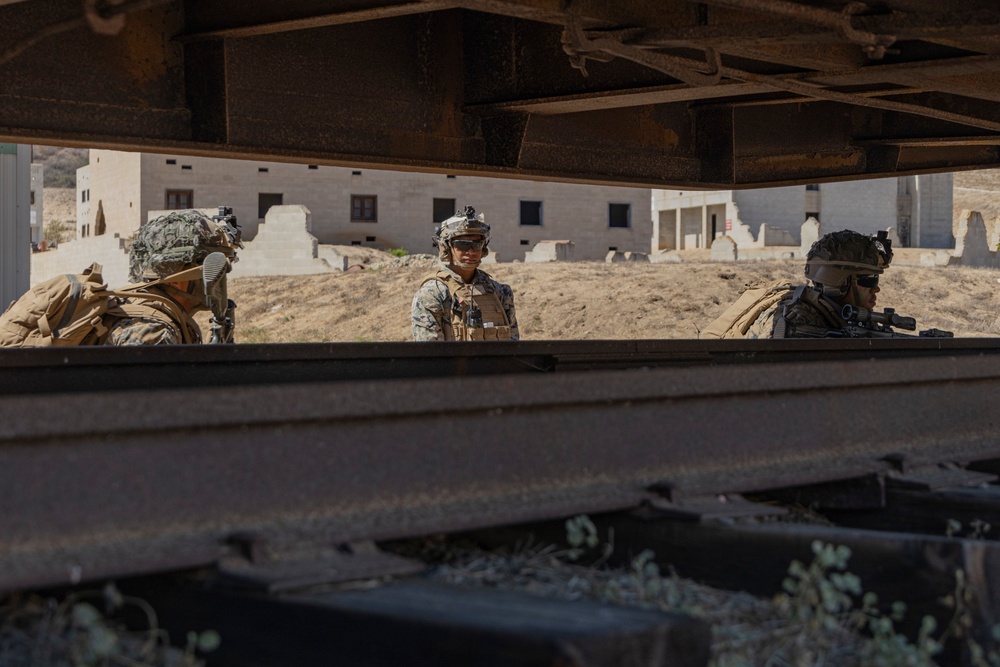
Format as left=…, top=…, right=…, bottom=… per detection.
left=228, top=168, right=1000, bottom=343
left=230, top=249, right=1000, bottom=343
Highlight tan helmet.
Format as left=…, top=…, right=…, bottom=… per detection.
left=433, top=205, right=491, bottom=260
left=804, top=229, right=893, bottom=293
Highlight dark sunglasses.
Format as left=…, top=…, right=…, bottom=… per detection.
left=856, top=274, right=879, bottom=288
left=451, top=239, right=486, bottom=251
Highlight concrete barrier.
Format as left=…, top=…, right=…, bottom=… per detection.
left=524, top=240, right=575, bottom=263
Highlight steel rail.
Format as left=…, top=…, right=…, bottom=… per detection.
left=2, top=337, right=995, bottom=395
left=1, top=341, right=1000, bottom=592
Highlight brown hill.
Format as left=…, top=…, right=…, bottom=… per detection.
left=229, top=257, right=1000, bottom=343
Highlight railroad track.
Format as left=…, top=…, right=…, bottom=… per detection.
left=4, top=338, right=1000, bottom=665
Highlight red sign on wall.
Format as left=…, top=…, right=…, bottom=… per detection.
left=725, top=218, right=732, bottom=231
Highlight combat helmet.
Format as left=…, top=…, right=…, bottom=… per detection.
left=433, top=205, right=491, bottom=260
left=129, top=208, right=242, bottom=282
left=804, top=229, right=892, bottom=294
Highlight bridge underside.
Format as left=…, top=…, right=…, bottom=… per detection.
left=4, top=0, right=1000, bottom=188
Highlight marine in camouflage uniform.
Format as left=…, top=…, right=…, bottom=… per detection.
left=746, top=229, right=892, bottom=339
left=105, top=209, right=242, bottom=346
left=411, top=206, right=519, bottom=341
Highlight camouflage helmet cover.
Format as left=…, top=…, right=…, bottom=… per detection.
left=129, top=209, right=242, bottom=281
left=433, top=205, right=491, bottom=259
left=804, top=229, right=893, bottom=290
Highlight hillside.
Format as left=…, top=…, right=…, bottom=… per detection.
left=33, top=146, right=88, bottom=188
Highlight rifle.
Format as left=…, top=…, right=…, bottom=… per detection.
left=839, top=304, right=953, bottom=339
left=202, top=251, right=236, bottom=344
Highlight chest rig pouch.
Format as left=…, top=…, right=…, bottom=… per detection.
left=424, top=271, right=512, bottom=341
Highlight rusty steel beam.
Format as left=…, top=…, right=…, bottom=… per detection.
left=1, top=344, right=1000, bottom=593
left=179, top=0, right=458, bottom=41
left=6, top=1, right=1000, bottom=186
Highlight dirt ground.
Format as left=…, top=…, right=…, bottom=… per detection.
left=229, top=248, right=1000, bottom=343
left=228, top=168, right=1000, bottom=343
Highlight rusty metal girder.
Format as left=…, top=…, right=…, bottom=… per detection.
left=5, top=0, right=1000, bottom=186
left=1, top=342, right=1000, bottom=593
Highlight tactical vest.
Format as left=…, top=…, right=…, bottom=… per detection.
left=421, top=270, right=513, bottom=341
left=702, top=280, right=793, bottom=339
left=772, top=285, right=847, bottom=338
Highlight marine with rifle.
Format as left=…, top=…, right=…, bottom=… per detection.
left=736, top=229, right=952, bottom=339
left=411, top=205, right=519, bottom=341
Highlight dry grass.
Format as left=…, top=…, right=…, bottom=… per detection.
left=228, top=256, right=1000, bottom=343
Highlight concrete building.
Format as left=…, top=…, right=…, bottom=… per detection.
left=75, top=150, right=653, bottom=262
left=30, top=163, right=43, bottom=246
left=653, top=174, right=954, bottom=250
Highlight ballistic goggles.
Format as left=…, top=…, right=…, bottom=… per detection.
left=855, top=274, right=879, bottom=288
left=451, top=238, right=486, bottom=251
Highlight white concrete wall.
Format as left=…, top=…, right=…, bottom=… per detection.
left=732, top=186, right=807, bottom=242
left=656, top=176, right=954, bottom=251
left=819, top=179, right=898, bottom=236
left=915, top=173, right=954, bottom=248
left=85, top=151, right=142, bottom=238
left=230, top=205, right=335, bottom=277
left=82, top=151, right=654, bottom=262
left=76, top=164, right=90, bottom=238
left=30, top=234, right=129, bottom=287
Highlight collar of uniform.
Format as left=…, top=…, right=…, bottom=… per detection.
left=440, top=264, right=484, bottom=284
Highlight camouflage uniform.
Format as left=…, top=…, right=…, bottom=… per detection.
left=104, top=315, right=199, bottom=346
left=411, top=264, right=519, bottom=341
left=744, top=229, right=891, bottom=339
left=413, top=205, right=519, bottom=341
left=103, top=285, right=203, bottom=346
left=745, top=289, right=846, bottom=339
left=106, top=209, right=241, bottom=346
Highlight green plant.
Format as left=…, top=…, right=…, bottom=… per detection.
left=44, top=218, right=73, bottom=244
left=773, top=540, right=942, bottom=666
left=0, top=583, right=218, bottom=666
left=564, top=515, right=598, bottom=561
left=387, top=247, right=409, bottom=257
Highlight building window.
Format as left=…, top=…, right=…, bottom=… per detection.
left=352, top=170, right=362, bottom=176
left=609, top=246, right=618, bottom=251
left=366, top=236, right=376, bottom=242
left=30, top=191, right=35, bottom=205
left=520, top=239, right=530, bottom=245
left=165, top=189, right=193, bottom=209
left=806, top=184, right=820, bottom=191
left=446, top=175, right=457, bottom=179
left=181, top=165, right=192, bottom=170
left=308, top=165, right=319, bottom=170
left=433, top=198, right=456, bottom=223
left=806, top=211, right=820, bottom=221
left=258, top=167, right=269, bottom=173
left=609, top=203, right=631, bottom=228
left=351, top=240, right=362, bottom=246
left=166, top=159, right=176, bottom=165
left=351, top=195, right=377, bottom=222
left=258, top=192, right=283, bottom=218
left=520, top=200, right=543, bottom=226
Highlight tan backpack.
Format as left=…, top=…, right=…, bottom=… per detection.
left=701, top=280, right=793, bottom=339
left=0, top=263, right=193, bottom=347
